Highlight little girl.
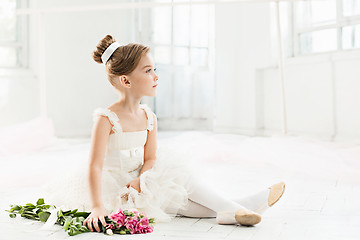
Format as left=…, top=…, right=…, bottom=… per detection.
left=43, top=34, right=285, bottom=233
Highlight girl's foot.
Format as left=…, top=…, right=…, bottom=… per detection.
left=216, top=209, right=261, bottom=226
left=268, top=181, right=285, bottom=207
left=235, top=209, right=262, bottom=226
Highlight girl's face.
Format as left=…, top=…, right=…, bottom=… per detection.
left=127, top=52, right=159, bottom=97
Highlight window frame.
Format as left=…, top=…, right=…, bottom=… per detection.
left=149, top=1, right=215, bottom=124
left=292, top=0, right=360, bottom=56
left=0, top=0, right=28, bottom=69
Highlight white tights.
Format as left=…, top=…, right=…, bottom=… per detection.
left=177, top=179, right=270, bottom=221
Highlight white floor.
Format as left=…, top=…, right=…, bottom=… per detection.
left=1, top=131, right=359, bottom=240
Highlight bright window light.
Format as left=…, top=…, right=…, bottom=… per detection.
left=153, top=7, right=172, bottom=45
left=299, top=29, right=337, bottom=54
left=0, top=0, right=16, bottom=42
left=0, top=0, right=27, bottom=68
left=154, top=46, right=171, bottom=64
left=173, top=47, right=189, bottom=65
left=295, top=0, right=336, bottom=27
left=343, top=0, right=360, bottom=16
left=342, top=24, right=360, bottom=49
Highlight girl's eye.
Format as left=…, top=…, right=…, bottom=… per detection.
left=146, top=68, right=157, bottom=73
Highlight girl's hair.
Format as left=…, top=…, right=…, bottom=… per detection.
left=92, top=35, right=150, bottom=84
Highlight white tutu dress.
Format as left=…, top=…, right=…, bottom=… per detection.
left=42, top=104, right=195, bottom=223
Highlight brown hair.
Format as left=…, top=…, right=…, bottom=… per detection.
left=92, top=35, right=150, bottom=85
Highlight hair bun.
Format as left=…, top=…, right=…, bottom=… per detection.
left=92, top=35, right=116, bottom=64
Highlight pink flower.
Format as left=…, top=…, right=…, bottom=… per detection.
left=134, top=217, right=154, bottom=234
left=106, top=208, right=154, bottom=235
left=136, top=223, right=154, bottom=234
left=139, top=217, right=149, bottom=226
left=109, top=209, right=126, bottom=228
left=124, top=216, right=138, bottom=234
left=145, top=225, right=154, bottom=233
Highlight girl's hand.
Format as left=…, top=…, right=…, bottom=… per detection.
left=83, top=206, right=108, bottom=232
left=126, top=177, right=141, bottom=193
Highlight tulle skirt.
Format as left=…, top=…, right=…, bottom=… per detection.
left=41, top=144, right=198, bottom=223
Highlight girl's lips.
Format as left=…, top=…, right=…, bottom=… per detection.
left=153, top=84, right=158, bottom=88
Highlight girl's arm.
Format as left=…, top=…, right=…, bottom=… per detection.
left=83, top=115, right=112, bottom=232
left=140, top=112, right=158, bottom=176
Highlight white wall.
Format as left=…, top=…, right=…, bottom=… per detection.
left=0, top=69, right=39, bottom=127
left=214, top=2, right=273, bottom=135
left=261, top=51, right=360, bottom=143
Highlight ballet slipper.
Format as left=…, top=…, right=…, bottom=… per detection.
left=235, top=209, right=262, bottom=226
left=268, top=181, right=285, bottom=207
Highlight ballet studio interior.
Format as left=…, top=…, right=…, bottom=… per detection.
left=0, top=0, right=359, bottom=239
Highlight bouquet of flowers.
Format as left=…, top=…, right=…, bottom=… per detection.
left=104, top=208, right=154, bottom=235
left=6, top=198, right=155, bottom=236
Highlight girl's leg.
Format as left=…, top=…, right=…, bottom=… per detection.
left=177, top=189, right=271, bottom=218
left=177, top=199, right=216, bottom=218
left=232, top=188, right=270, bottom=214
left=186, top=179, right=253, bottom=224
left=233, top=182, right=285, bottom=214
left=179, top=180, right=281, bottom=221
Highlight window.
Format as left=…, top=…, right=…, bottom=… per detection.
left=0, top=0, right=28, bottom=68
left=293, top=0, right=360, bottom=55
left=150, top=1, right=215, bottom=130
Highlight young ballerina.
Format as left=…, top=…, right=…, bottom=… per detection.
left=43, top=34, right=285, bottom=233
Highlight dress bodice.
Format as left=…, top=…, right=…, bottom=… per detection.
left=93, top=104, right=155, bottom=174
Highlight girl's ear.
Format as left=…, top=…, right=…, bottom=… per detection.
left=119, top=75, right=131, bottom=88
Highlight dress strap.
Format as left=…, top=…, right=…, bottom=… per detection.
left=139, top=104, right=155, bottom=131
left=93, top=108, right=123, bottom=133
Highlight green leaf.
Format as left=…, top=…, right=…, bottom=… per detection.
left=69, top=209, right=78, bottom=215
left=58, top=217, right=65, bottom=225
left=22, top=214, right=36, bottom=220
left=24, top=211, right=37, bottom=216
left=9, top=213, right=16, bottom=218
left=73, top=212, right=90, bottom=218
left=19, top=209, right=24, bottom=216
left=57, top=210, right=64, bottom=218
left=25, top=203, right=35, bottom=208
left=68, top=229, right=82, bottom=236
left=36, top=198, right=44, bottom=206
left=62, top=210, right=71, bottom=216
left=63, top=219, right=71, bottom=231
left=72, top=217, right=81, bottom=224
left=80, top=226, right=89, bottom=231
left=39, top=212, right=51, bottom=222
left=11, top=205, right=21, bottom=212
